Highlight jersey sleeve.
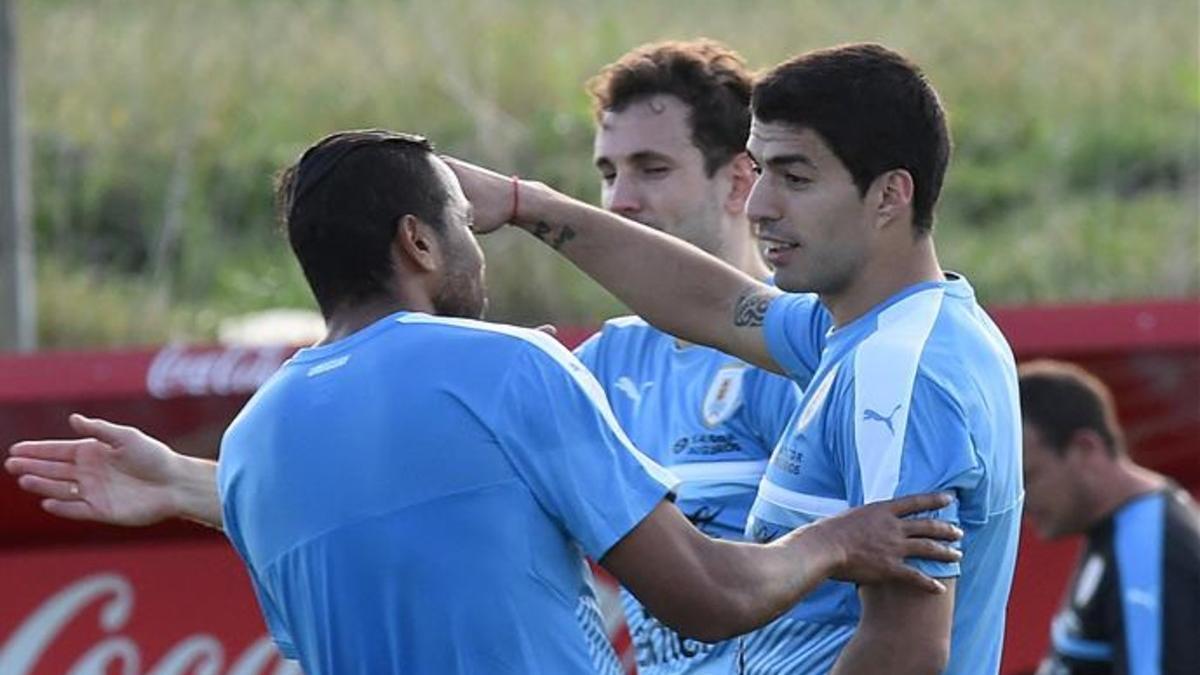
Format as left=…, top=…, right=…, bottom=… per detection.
left=837, top=374, right=983, bottom=578
left=490, top=334, right=678, bottom=560
left=762, top=292, right=831, bottom=388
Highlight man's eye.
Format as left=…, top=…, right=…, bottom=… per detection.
left=643, top=166, right=670, bottom=176
left=751, top=164, right=763, bottom=176
left=599, top=172, right=616, bottom=183
left=785, top=174, right=811, bottom=186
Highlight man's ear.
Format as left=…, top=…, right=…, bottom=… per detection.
left=394, top=214, right=440, bottom=273
left=1064, top=428, right=1113, bottom=467
left=724, top=152, right=756, bottom=216
left=872, top=169, right=914, bottom=229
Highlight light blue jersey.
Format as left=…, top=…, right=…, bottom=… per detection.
left=748, top=275, right=1024, bottom=674
left=217, top=311, right=676, bottom=675
left=575, top=317, right=805, bottom=675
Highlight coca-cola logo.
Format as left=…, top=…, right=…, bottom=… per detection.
left=146, top=345, right=293, bottom=400
left=0, top=573, right=298, bottom=675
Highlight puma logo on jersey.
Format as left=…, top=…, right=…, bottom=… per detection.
left=863, top=404, right=903, bottom=435
left=614, top=376, right=654, bottom=408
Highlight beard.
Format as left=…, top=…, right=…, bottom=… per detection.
left=432, top=261, right=488, bottom=320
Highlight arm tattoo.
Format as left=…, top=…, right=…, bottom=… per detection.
left=530, top=220, right=577, bottom=250
left=733, top=287, right=774, bottom=327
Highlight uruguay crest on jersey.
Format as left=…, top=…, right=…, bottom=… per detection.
left=701, top=363, right=747, bottom=427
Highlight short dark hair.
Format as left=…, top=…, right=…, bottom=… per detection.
left=1018, top=359, right=1126, bottom=457
left=275, top=130, right=449, bottom=316
left=752, top=43, right=950, bottom=232
left=587, top=39, right=752, bottom=176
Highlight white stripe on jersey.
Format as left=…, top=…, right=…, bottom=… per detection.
left=852, top=289, right=944, bottom=504
left=669, top=459, right=768, bottom=485
left=757, top=481, right=850, bottom=518
left=605, top=315, right=649, bottom=329
left=395, top=313, right=681, bottom=492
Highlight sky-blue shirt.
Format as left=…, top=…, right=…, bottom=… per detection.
left=575, top=317, right=802, bottom=675
left=748, top=275, right=1024, bottom=674
left=217, top=311, right=676, bottom=675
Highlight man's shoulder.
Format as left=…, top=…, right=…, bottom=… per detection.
left=854, top=293, right=1012, bottom=402
left=593, top=315, right=659, bottom=343
left=396, top=313, right=570, bottom=359
left=583, top=315, right=670, bottom=368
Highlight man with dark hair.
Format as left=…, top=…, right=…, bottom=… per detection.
left=7, top=128, right=962, bottom=674
left=1019, top=360, right=1200, bottom=675
left=4, top=40, right=814, bottom=675
left=580, top=40, right=822, bottom=675
left=276, top=130, right=486, bottom=321
left=450, top=41, right=1023, bottom=674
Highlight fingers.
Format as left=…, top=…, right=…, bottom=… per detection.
left=68, top=413, right=139, bottom=446
left=4, top=456, right=78, bottom=482
left=889, top=566, right=948, bottom=595
left=902, top=518, right=963, bottom=542
left=886, top=491, right=953, bottom=516
left=17, top=474, right=81, bottom=501
left=7, top=439, right=87, bottom=462
left=903, top=538, right=963, bottom=564
left=41, top=499, right=100, bottom=522
left=442, top=155, right=505, bottom=182
left=440, top=157, right=514, bottom=234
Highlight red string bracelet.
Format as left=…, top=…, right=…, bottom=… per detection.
left=509, top=175, right=520, bottom=223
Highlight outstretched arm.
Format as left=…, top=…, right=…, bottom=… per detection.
left=4, top=414, right=223, bottom=529
left=602, top=492, right=962, bottom=642
left=445, top=157, right=785, bottom=374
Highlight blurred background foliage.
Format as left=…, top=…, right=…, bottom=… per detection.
left=16, top=0, right=1200, bottom=346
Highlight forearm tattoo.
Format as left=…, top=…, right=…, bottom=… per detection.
left=530, top=221, right=576, bottom=250
left=733, top=287, right=774, bottom=327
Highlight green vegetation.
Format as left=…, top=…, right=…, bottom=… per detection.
left=18, top=0, right=1199, bottom=346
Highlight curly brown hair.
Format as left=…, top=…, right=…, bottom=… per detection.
left=587, top=39, right=752, bottom=177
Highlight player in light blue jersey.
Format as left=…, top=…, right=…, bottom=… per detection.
left=220, top=310, right=678, bottom=673
left=452, top=42, right=1022, bottom=675
left=7, top=128, right=965, bottom=675
left=748, top=279, right=1022, bottom=674
left=578, top=41, right=824, bottom=675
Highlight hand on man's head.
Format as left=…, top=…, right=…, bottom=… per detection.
left=441, top=156, right=521, bottom=235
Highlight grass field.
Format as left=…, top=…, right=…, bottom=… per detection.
left=16, top=0, right=1199, bottom=346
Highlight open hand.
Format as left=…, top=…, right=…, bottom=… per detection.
left=4, top=414, right=185, bottom=526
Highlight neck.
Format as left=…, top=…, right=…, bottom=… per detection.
left=318, top=292, right=434, bottom=346
left=1083, top=459, right=1167, bottom=529
left=822, top=233, right=943, bottom=327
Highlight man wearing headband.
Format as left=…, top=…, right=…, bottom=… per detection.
left=9, top=129, right=960, bottom=674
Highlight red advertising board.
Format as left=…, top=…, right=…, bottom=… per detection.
left=0, top=540, right=295, bottom=674
left=1, top=300, right=1196, bottom=674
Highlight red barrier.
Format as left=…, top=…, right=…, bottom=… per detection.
left=1, top=300, right=1196, bottom=673
left=0, top=539, right=295, bottom=674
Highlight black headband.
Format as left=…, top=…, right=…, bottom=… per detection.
left=287, top=130, right=431, bottom=207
